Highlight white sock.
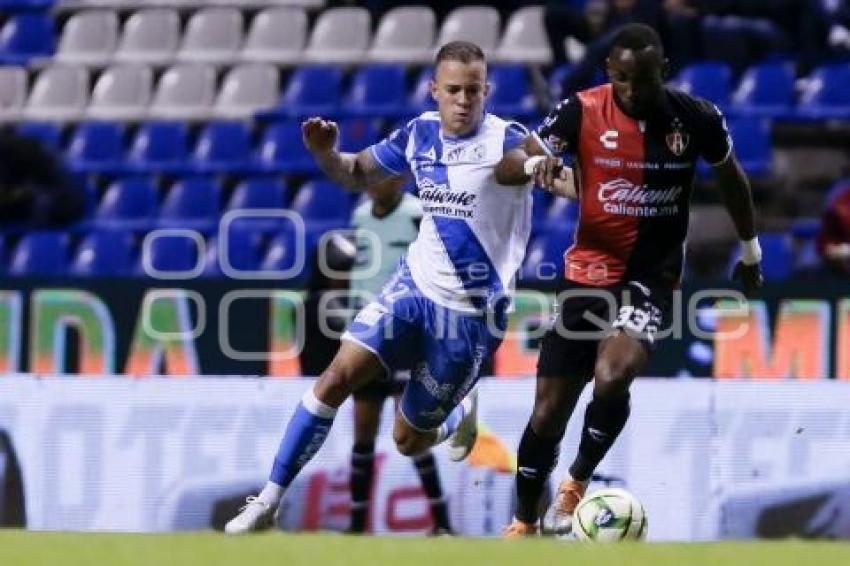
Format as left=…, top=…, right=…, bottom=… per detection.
left=435, top=396, right=473, bottom=444
left=257, top=481, right=284, bottom=506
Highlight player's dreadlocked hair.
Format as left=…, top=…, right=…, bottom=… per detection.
left=610, top=23, right=664, bottom=55
left=435, top=40, right=485, bottom=65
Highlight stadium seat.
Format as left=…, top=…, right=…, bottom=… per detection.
left=253, top=120, right=319, bottom=174
left=213, top=63, right=279, bottom=119
left=259, top=65, right=342, bottom=120
left=727, top=115, right=772, bottom=178
left=9, top=232, right=69, bottom=277
left=124, top=121, right=189, bottom=174
left=494, top=6, right=553, bottom=65
left=15, top=121, right=62, bottom=150
left=225, top=177, right=289, bottom=232
left=24, top=65, right=89, bottom=122
left=260, top=227, right=312, bottom=287
left=303, top=7, right=371, bottom=64
left=149, top=64, right=216, bottom=121
left=338, top=118, right=381, bottom=152
left=0, top=66, right=27, bottom=122
left=731, top=61, right=795, bottom=119
left=437, top=7, right=500, bottom=57
left=520, top=223, right=575, bottom=282
left=65, top=121, right=125, bottom=173
left=55, top=10, right=118, bottom=67
left=177, top=8, right=243, bottom=64
left=139, top=232, right=201, bottom=276
left=291, top=180, right=353, bottom=222
left=797, top=64, right=850, bottom=120
left=86, top=64, right=154, bottom=121
left=95, top=177, right=158, bottom=229
left=343, top=64, right=407, bottom=118
left=203, top=225, right=263, bottom=277
left=158, top=177, right=220, bottom=233
left=728, top=231, right=792, bottom=280
left=70, top=228, right=135, bottom=276
left=487, top=64, right=537, bottom=118
left=240, top=8, right=307, bottom=65
left=700, top=16, right=750, bottom=73
left=114, top=9, right=180, bottom=66
left=187, top=121, right=251, bottom=174
left=368, top=6, right=435, bottom=64
left=673, top=62, right=732, bottom=109
left=0, top=14, right=56, bottom=65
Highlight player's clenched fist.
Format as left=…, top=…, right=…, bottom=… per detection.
left=302, top=117, right=339, bottom=155
left=531, top=156, right=577, bottom=199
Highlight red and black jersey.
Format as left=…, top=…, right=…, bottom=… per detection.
left=535, top=84, right=732, bottom=287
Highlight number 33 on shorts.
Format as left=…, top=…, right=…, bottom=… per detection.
left=612, top=302, right=662, bottom=343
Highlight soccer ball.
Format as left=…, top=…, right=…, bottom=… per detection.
left=571, top=487, right=647, bottom=542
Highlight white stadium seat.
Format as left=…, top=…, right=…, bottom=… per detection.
left=87, top=64, right=153, bottom=121
left=0, top=66, right=27, bottom=122
left=368, top=6, right=435, bottom=64
left=149, top=63, right=217, bottom=120
left=214, top=63, right=279, bottom=119
left=56, top=10, right=119, bottom=67
left=437, top=6, right=501, bottom=57
left=302, top=7, right=371, bottom=64
left=177, top=8, right=244, bottom=64
left=24, top=65, right=90, bottom=122
left=114, top=9, right=181, bottom=66
left=240, top=8, right=307, bottom=65
left=494, top=6, right=553, bottom=65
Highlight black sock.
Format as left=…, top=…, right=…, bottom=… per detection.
left=413, top=451, right=451, bottom=531
left=515, top=422, right=561, bottom=524
left=349, top=441, right=375, bottom=532
left=569, top=393, right=630, bottom=482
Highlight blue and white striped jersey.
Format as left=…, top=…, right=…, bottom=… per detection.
left=368, top=111, right=532, bottom=313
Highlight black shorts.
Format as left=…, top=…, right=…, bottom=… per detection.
left=536, top=279, right=672, bottom=380
left=352, top=372, right=407, bottom=401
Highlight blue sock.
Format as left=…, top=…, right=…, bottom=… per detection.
left=269, top=388, right=337, bottom=488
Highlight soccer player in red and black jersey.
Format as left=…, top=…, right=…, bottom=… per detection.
left=494, top=23, right=764, bottom=537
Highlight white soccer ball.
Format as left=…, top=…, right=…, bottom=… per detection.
left=571, top=487, right=647, bottom=542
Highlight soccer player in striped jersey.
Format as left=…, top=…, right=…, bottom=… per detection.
left=225, top=40, right=534, bottom=534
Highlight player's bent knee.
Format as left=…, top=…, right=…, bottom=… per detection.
left=593, top=358, right=636, bottom=396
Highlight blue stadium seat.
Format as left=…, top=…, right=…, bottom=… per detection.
left=407, top=67, right=435, bottom=115
left=520, top=222, right=575, bottom=282
left=338, top=117, right=381, bottom=152
left=258, top=65, right=343, bottom=120
left=261, top=226, right=312, bottom=287
left=487, top=64, right=537, bottom=118
left=253, top=121, right=318, bottom=175
left=158, top=177, right=220, bottom=233
left=226, top=177, right=289, bottom=232
left=70, top=228, right=134, bottom=277
left=188, top=121, right=251, bottom=174
left=139, top=232, right=201, bottom=276
left=9, top=231, right=69, bottom=277
left=344, top=64, right=407, bottom=118
left=0, top=0, right=53, bottom=8
left=95, top=177, right=158, bottom=230
left=124, top=121, right=189, bottom=174
left=15, top=122, right=62, bottom=151
left=797, top=64, right=850, bottom=120
left=203, top=225, right=264, bottom=277
left=674, top=63, right=732, bottom=109
left=0, top=14, right=55, bottom=65
left=291, top=180, right=353, bottom=222
left=66, top=122, right=125, bottom=174
left=731, top=61, right=795, bottom=119
left=727, top=115, right=772, bottom=178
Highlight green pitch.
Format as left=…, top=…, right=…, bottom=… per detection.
left=0, top=531, right=847, bottom=566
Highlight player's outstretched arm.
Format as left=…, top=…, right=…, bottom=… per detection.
left=302, top=117, right=392, bottom=191
left=495, top=136, right=576, bottom=198
left=714, top=153, right=764, bottom=297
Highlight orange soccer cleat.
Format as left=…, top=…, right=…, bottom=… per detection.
left=553, top=478, right=587, bottom=516
left=502, top=518, right=538, bottom=539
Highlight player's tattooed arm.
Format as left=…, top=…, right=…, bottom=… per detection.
left=495, top=136, right=576, bottom=198
left=714, top=153, right=764, bottom=296
left=302, top=117, right=392, bottom=191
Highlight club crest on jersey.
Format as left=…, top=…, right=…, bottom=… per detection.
left=666, top=126, right=690, bottom=156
